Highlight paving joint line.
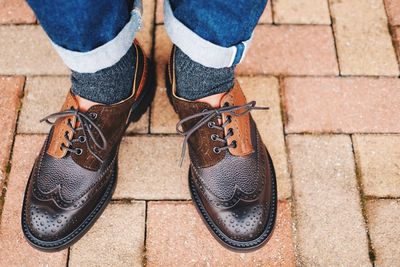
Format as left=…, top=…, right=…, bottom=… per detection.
left=350, top=134, right=376, bottom=266
left=0, top=76, right=26, bottom=226
left=278, top=75, right=302, bottom=266
left=326, top=0, right=342, bottom=76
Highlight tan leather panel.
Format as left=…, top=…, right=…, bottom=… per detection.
left=47, top=92, right=78, bottom=158
left=221, top=82, right=254, bottom=156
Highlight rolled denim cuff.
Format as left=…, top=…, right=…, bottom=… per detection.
left=164, top=0, right=252, bottom=68
left=51, top=0, right=143, bottom=73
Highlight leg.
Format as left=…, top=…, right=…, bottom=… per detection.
left=21, top=0, right=153, bottom=251
left=165, top=0, right=277, bottom=251
left=165, top=0, right=267, bottom=100
left=27, top=0, right=141, bottom=105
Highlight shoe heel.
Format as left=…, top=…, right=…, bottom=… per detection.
left=129, top=57, right=156, bottom=123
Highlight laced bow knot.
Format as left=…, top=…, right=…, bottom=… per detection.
left=176, top=101, right=269, bottom=166
left=40, top=108, right=108, bottom=163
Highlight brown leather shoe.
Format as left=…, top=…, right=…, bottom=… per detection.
left=167, top=47, right=277, bottom=251
left=21, top=40, right=154, bottom=251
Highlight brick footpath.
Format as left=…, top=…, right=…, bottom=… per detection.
left=0, top=0, right=399, bottom=266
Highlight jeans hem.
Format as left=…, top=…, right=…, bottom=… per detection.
left=51, top=0, right=142, bottom=73
left=164, top=0, right=252, bottom=68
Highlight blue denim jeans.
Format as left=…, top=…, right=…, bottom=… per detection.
left=27, top=0, right=267, bottom=72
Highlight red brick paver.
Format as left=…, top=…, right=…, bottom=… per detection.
left=330, top=0, right=399, bottom=76
left=287, top=135, right=370, bottom=266
left=366, top=200, right=400, bottom=266
left=393, top=26, right=400, bottom=63
left=0, top=135, right=68, bottom=266
left=0, top=0, right=35, bottom=24
left=353, top=135, right=400, bottom=198
left=385, top=0, right=400, bottom=26
left=273, top=0, right=331, bottom=25
left=0, top=76, right=24, bottom=190
left=69, top=202, right=145, bottom=267
left=1, top=0, right=400, bottom=265
left=284, top=77, right=400, bottom=133
left=146, top=201, right=296, bottom=266
left=237, top=25, right=339, bottom=75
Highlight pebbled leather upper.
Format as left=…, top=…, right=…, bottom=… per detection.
left=22, top=40, right=148, bottom=243
left=169, top=46, right=275, bottom=242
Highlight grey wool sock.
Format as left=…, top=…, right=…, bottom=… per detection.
left=71, top=45, right=136, bottom=105
left=174, top=47, right=235, bottom=101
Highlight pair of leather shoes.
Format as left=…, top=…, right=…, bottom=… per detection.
left=21, top=41, right=277, bottom=252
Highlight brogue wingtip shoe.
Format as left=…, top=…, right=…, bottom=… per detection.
left=168, top=46, right=278, bottom=251
left=21, top=40, right=153, bottom=251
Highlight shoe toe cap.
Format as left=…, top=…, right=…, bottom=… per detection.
left=216, top=202, right=269, bottom=242
left=25, top=201, right=73, bottom=242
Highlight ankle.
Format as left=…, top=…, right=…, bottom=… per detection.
left=75, top=95, right=101, bottom=112
left=174, top=47, right=235, bottom=101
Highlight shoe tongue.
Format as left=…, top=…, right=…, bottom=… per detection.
left=46, top=91, right=79, bottom=159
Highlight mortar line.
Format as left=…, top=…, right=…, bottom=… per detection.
left=350, top=134, right=376, bottom=266
left=278, top=76, right=303, bottom=266
left=0, top=76, right=27, bottom=225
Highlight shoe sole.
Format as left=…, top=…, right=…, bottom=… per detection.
left=188, top=153, right=278, bottom=252
left=21, top=57, right=155, bottom=252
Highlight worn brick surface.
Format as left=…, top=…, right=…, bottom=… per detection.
left=146, top=201, right=295, bottom=266
left=237, top=25, right=339, bottom=75
left=287, top=135, right=370, bottom=266
left=366, top=199, right=400, bottom=266
left=385, top=0, right=400, bottom=26
left=151, top=25, right=178, bottom=134
left=0, top=26, right=68, bottom=75
left=17, top=76, right=148, bottom=134
left=330, top=0, right=399, bottom=76
left=284, top=77, right=400, bottom=133
left=136, top=0, right=155, bottom=57
left=273, top=0, right=330, bottom=24
left=393, top=26, right=400, bottom=63
left=0, top=0, right=36, bottom=24
left=18, top=76, right=70, bottom=133
left=0, top=135, right=68, bottom=266
left=0, top=76, right=24, bottom=189
left=114, top=136, right=190, bottom=200
left=69, top=202, right=145, bottom=267
left=155, top=0, right=163, bottom=24
left=353, top=135, right=400, bottom=198
left=259, top=0, right=273, bottom=24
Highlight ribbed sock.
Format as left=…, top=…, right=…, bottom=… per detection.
left=71, top=45, right=136, bottom=105
left=174, top=47, right=235, bottom=101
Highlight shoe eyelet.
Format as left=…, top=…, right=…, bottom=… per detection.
left=211, top=134, right=218, bottom=141
left=89, top=112, right=97, bottom=120
left=75, top=148, right=83, bottom=155
left=213, top=147, right=221, bottom=154
left=78, top=136, right=86, bottom=143
left=231, top=140, right=237, bottom=148
left=223, top=102, right=230, bottom=107
left=228, top=128, right=234, bottom=135
left=227, top=115, right=232, bottom=122
left=208, top=121, right=215, bottom=128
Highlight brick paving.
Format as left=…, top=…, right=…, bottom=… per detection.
left=0, top=0, right=399, bottom=266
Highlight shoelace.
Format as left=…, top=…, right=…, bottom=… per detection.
left=41, top=108, right=107, bottom=163
left=176, top=101, right=269, bottom=166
